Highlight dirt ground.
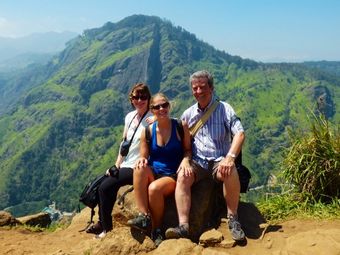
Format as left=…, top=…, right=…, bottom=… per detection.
left=1, top=208, right=340, bottom=255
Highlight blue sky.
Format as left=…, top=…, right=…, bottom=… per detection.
left=0, top=0, right=339, bottom=62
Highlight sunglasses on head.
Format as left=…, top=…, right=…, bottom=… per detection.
left=151, top=102, right=170, bottom=110
left=131, top=95, right=148, bottom=101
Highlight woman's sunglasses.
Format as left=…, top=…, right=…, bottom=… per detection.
left=131, top=95, right=148, bottom=101
left=151, top=102, right=170, bottom=110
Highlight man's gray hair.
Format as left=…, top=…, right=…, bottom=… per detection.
left=189, top=70, right=214, bottom=88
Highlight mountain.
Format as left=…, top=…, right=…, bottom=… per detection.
left=0, top=31, right=78, bottom=72
left=302, top=61, right=340, bottom=77
left=0, top=31, right=78, bottom=61
left=0, top=15, right=339, bottom=216
left=0, top=52, right=54, bottom=72
left=0, top=63, right=52, bottom=116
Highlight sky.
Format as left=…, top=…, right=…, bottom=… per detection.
left=0, top=0, right=339, bottom=62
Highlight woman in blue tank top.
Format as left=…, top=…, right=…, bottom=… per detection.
left=127, top=93, right=192, bottom=247
left=148, top=118, right=184, bottom=176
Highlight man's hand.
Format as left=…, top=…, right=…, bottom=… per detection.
left=177, top=158, right=194, bottom=177
left=217, top=156, right=235, bottom=178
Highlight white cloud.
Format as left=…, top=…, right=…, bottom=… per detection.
left=0, top=17, right=9, bottom=27
left=0, top=17, right=18, bottom=37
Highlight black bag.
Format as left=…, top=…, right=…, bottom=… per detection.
left=79, top=175, right=106, bottom=209
left=119, top=140, right=131, bottom=157
left=237, top=164, right=251, bottom=193
left=79, top=174, right=106, bottom=232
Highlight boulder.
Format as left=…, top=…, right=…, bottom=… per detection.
left=0, top=210, right=19, bottom=226
left=199, top=228, right=224, bottom=247
left=113, top=179, right=226, bottom=241
left=93, top=227, right=155, bottom=255
left=112, top=180, right=266, bottom=243
left=17, top=212, right=51, bottom=228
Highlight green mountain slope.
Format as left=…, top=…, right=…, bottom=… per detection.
left=0, top=15, right=339, bottom=215
left=302, top=61, right=340, bottom=77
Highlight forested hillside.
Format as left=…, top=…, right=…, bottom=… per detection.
left=302, top=61, right=340, bottom=77
left=0, top=15, right=339, bottom=216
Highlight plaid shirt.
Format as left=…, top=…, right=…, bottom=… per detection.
left=181, top=96, right=244, bottom=169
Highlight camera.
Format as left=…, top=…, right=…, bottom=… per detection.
left=119, top=140, right=131, bottom=156
left=109, top=165, right=119, bottom=178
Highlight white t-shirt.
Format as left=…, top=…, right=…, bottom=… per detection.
left=120, top=110, right=152, bottom=169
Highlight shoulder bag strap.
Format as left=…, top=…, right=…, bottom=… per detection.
left=125, top=111, right=148, bottom=145
left=123, top=112, right=138, bottom=141
left=189, top=100, right=219, bottom=137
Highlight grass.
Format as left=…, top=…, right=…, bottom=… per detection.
left=282, top=112, right=339, bottom=201
left=5, top=221, right=70, bottom=233
left=255, top=111, right=340, bottom=223
left=257, top=193, right=340, bottom=223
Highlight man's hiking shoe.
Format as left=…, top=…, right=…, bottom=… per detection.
left=151, top=228, right=163, bottom=247
left=165, top=225, right=189, bottom=239
left=127, top=213, right=151, bottom=232
left=228, top=215, right=245, bottom=241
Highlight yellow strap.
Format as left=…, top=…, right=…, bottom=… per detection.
left=189, top=100, right=219, bottom=137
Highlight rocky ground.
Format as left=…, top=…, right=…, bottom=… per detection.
left=1, top=207, right=340, bottom=255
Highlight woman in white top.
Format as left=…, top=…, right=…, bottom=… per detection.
left=86, top=83, right=152, bottom=238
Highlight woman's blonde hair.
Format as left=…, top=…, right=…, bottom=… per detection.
left=150, top=93, right=170, bottom=110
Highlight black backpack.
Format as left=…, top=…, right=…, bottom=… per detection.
left=79, top=174, right=106, bottom=232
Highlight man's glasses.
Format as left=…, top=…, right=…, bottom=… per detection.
left=151, top=102, right=170, bottom=110
left=131, top=95, right=148, bottom=101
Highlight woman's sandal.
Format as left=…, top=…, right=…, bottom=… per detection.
left=86, top=222, right=103, bottom=234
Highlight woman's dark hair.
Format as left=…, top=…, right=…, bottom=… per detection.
left=129, top=83, right=151, bottom=108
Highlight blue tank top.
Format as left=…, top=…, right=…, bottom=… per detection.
left=149, top=119, right=184, bottom=175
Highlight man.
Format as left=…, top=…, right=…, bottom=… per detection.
left=165, top=70, right=245, bottom=241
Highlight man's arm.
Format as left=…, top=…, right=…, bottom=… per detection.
left=226, top=131, right=245, bottom=159
left=218, top=129, right=245, bottom=178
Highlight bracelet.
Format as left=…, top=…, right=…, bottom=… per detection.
left=227, top=152, right=236, bottom=159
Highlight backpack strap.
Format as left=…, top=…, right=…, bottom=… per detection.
left=145, top=124, right=152, bottom=146
left=145, top=118, right=184, bottom=146
left=79, top=208, right=95, bottom=232
left=176, top=118, right=184, bottom=141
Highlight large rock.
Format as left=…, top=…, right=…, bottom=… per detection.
left=17, top=212, right=51, bottom=228
left=0, top=210, right=19, bottom=226
left=113, top=179, right=232, bottom=242
left=93, top=227, right=155, bottom=255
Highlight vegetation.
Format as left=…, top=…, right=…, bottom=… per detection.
left=256, top=112, right=340, bottom=221
left=283, top=112, right=339, bottom=201
left=0, top=15, right=339, bottom=215
left=257, top=194, right=340, bottom=222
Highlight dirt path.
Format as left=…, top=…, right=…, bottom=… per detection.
left=1, top=209, right=340, bottom=255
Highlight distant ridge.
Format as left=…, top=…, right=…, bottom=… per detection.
left=0, top=31, right=78, bottom=63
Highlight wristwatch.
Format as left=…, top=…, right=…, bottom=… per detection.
left=227, top=152, right=236, bottom=159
